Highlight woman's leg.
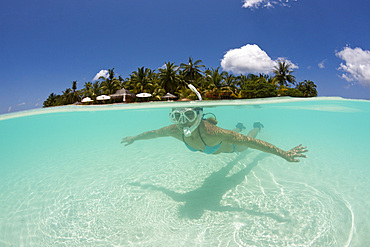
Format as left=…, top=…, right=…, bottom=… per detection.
left=236, top=122, right=264, bottom=152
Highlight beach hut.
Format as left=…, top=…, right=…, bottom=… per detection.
left=110, top=88, right=136, bottom=102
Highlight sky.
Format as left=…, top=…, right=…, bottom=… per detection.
left=1, top=0, right=369, bottom=114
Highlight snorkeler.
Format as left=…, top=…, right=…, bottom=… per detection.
left=121, top=85, right=308, bottom=162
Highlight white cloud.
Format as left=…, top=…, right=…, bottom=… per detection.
left=17, top=102, right=26, bottom=106
left=336, top=47, right=370, bottom=87
left=221, top=44, right=275, bottom=74
left=242, top=0, right=297, bottom=9
left=93, top=69, right=109, bottom=81
left=242, top=0, right=265, bottom=8
left=221, top=44, right=297, bottom=74
left=318, top=59, right=326, bottom=69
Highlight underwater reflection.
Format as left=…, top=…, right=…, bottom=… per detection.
left=129, top=153, right=289, bottom=222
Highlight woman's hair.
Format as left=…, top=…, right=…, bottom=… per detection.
left=202, top=112, right=217, bottom=125
left=205, top=117, right=218, bottom=125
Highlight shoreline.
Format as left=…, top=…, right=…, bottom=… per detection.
left=1, top=96, right=368, bottom=121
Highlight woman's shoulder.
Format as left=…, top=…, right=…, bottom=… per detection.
left=202, top=120, right=237, bottom=137
left=202, top=120, right=224, bottom=135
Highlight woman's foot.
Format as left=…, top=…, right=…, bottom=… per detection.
left=253, top=122, right=264, bottom=131
left=235, top=122, right=246, bottom=133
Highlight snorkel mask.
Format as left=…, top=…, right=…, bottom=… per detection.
left=169, top=84, right=203, bottom=137
left=170, top=107, right=203, bottom=137
left=170, top=108, right=200, bottom=124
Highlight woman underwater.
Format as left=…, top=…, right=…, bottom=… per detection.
left=122, top=84, right=307, bottom=162
left=121, top=106, right=308, bottom=162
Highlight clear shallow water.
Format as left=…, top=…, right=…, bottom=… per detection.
left=0, top=97, right=369, bottom=246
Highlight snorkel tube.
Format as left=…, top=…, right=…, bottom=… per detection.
left=183, top=84, right=203, bottom=137
left=188, top=84, right=202, bottom=101
left=183, top=109, right=202, bottom=137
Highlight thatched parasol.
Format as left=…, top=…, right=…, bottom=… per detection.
left=161, top=93, right=177, bottom=101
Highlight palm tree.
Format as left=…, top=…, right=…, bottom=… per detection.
left=177, top=87, right=193, bottom=99
left=296, top=80, right=318, bottom=97
left=99, top=68, right=121, bottom=95
left=108, top=68, right=114, bottom=80
left=90, top=81, right=102, bottom=103
left=246, top=73, right=259, bottom=82
left=118, top=75, right=126, bottom=88
left=70, top=81, right=80, bottom=103
left=61, top=88, right=73, bottom=104
left=236, top=74, right=248, bottom=88
left=101, top=78, right=120, bottom=95
left=158, top=62, right=180, bottom=93
left=204, top=67, right=227, bottom=99
left=223, top=72, right=238, bottom=98
left=272, top=60, right=296, bottom=87
left=224, top=72, right=237, bottom=88
left=151, top=83, right=166, bottom=100
left=180, top=57, right=205, bottom=83
left=72, top=81, right=77, bottom=92
left=129, top=67, right=154, bottom=93
left=254, top=74, right=271, bottom=84
left=82, top=82, right=92, bottom=97
left=205, top=67, right=227, bottom=88
left=43, top=93, right=57, bottom=107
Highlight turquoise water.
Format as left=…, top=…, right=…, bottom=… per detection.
left=0, top=97, right=369, bottom=246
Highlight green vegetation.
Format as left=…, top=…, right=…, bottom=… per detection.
left=43, top=58, right=318, bottom=107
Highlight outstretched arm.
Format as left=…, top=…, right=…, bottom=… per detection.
left=121, top=124, right=180, bottom=146
left=220, top=129, right=308, bottom=162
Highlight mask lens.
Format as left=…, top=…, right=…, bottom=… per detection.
left=170, top=108, right=199, bottom=124
left=170, top=111, right=180, bottom=123
left=173, top=112, right=182, bottom=121
left=184, top=110, right=196, bottom=121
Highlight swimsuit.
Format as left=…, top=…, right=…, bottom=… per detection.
left=182, top=127, right=222, bottom=154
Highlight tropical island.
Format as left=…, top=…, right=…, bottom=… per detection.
left=43, top=58, right=318, bottom=107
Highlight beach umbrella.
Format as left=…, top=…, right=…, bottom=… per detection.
left=81, top=97, right=93, bottom=103
left=96, top=95, right=111, bottom=101
left=161, top=93, right=177, bottom=101
left=136, top=93, right=152, bottom=98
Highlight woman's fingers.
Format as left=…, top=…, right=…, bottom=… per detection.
left=286, top=145, right=309, bottom=162
left=292, top=144, right=308, bottom=153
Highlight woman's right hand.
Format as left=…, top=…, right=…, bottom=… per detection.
left=121, top=136, right=135, bottom=146
left=283, top=144, right=308, bottom=162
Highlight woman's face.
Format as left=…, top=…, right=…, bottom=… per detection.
left=175, top=118, right=197, bottom=130
left=170, top=108, right=198, bottom=128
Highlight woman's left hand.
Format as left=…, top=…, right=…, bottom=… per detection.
left=121, top=136, right=135, bottom=146
left=284, top=145, right=308, bottom=162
